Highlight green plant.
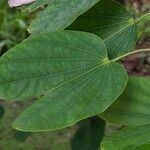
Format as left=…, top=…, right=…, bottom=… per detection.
left=0, top=0, right=150, bottom=149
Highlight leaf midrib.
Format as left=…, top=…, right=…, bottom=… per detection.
left=0, top=63, right=99, bottom=85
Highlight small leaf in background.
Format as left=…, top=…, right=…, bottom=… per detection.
left=100, top=77, right=150, bottom=125
left=71, top=117, right=105, bottom=150
left=0, top=31, right=127, bottom=131
left=101, top=125, right=150, bottom=150
left=69, top=0, right=138, bottom=59
left=13, top=129, right=31, bottom=142
left=0, top=104, right=5, bottom=119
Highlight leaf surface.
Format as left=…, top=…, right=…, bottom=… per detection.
left=22, top=0, right=99, bottom=34
left=101, top=125, right=150, bottom=150
left=0, top=31, right=127, bottom=131
left=100, top=77, right=150, bottom=125
left=69, top=0, right=138, bottom=59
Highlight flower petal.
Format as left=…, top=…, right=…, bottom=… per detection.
left=8, top=0, right=35, bottom=7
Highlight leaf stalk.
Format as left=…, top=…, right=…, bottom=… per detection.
left=136, top=12, right=150, bottom=23
left=112, top=49, right=150, bottom=62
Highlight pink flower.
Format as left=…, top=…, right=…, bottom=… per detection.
left=8, top=0, right=36, bottom=7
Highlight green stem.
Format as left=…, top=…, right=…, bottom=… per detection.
left=136, top=12, right=150, bottom=23
left=112, top=49, right=150, bottom=62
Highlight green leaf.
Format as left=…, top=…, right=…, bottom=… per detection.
left=71, top=117, right=105, bottom=150
left=23, top=0, right=99, bottom=34
left=0, top=31, right=127, bottom=131
left=101, top=125, right=150, bottom=150
left=68, top=0, right=138, bottom=59
left=100, top=77, right=150, bottom=125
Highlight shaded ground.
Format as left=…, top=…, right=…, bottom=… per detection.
left=0, top=101, right=75, bottom=150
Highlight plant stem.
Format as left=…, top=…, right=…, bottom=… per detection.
left=136, top=12, right=150, bottom=23
left=112, top=49, right=150, bottom=62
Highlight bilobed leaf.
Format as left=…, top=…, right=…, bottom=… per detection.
left=69, top=0, right=138, bottom=59
left=0, top=31, right=127, bottom=131
left=71, top=117, right=105, bottom=150
left=100, top=77, right=150, bottom=125
left=101, top=125, right=150, bottom=150
left=22, top=0, right=100, bottom=34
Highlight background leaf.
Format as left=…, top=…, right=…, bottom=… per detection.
left=100, top=77, right=150, bottom=125
left=101, top=125, right=150, bottom=150
left=22, top=0, right=100, bottom=34
left=71, top=117, right=105, bottom=150
left=68, top=0, right=138, bottom=59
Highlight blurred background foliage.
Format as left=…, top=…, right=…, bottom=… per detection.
left=0, top=0, right=149, bottom=150
left=0, top=1, right=29, bottom=56
left=126, top=0, right=150, bottom=38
